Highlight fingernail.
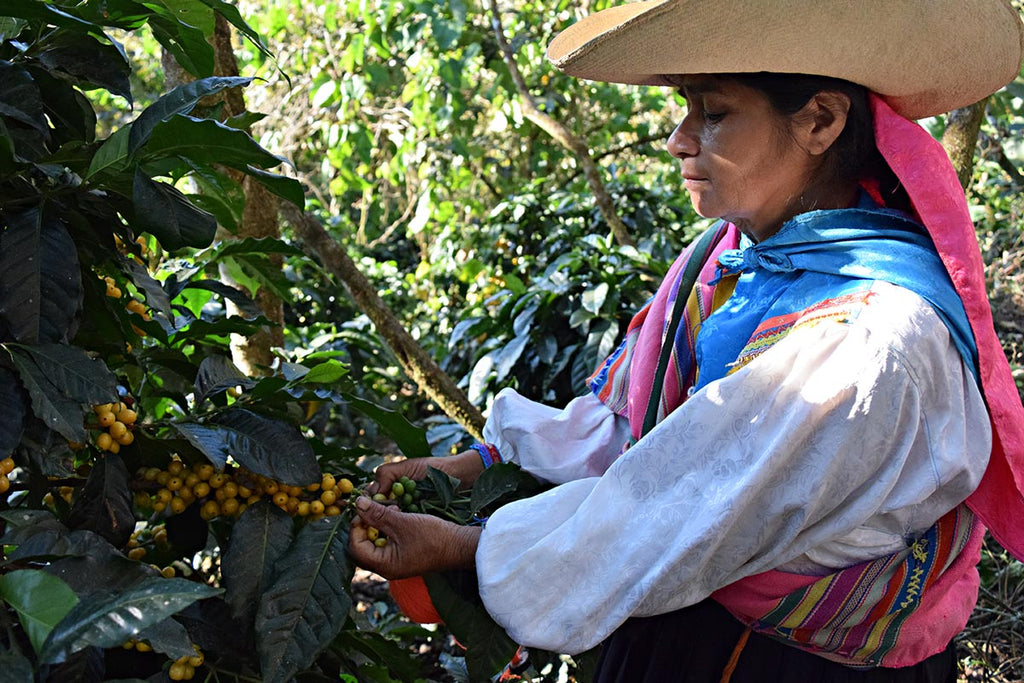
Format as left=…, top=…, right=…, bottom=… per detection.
left=355, top=496, right=370, bottom=511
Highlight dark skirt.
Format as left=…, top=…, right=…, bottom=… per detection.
left=593, top=599, right=956, bottom=683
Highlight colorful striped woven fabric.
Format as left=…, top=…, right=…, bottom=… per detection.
left=734, top=505, right=977, bottom=667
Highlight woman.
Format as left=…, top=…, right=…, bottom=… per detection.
left=349, top=1, right=1024, bottom=679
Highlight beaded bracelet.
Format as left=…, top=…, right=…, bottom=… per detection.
left=469, top=442, right=501, bottom=469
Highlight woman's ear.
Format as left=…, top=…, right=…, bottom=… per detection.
left=797, top=91, right=851, bottom=156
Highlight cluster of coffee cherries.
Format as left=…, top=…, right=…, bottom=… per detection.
left=0, top=457, right=14, bottom=495
left=92, top=402, right=137, bottom=453
left=136, top=457, right=357, bottom=522
left=124, top=524, right=175, bottom=577
left=100, top=273, right=152, bottom=340
left=120, top=640, right=203, bottom=681
left=365, top=475, right=424, bottom=547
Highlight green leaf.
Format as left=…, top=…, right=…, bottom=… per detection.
left=582, top=281, right=610, bottom=314
left=202, top=236, right=306, bottom=261
left=0, top=61, right=47, bottom=132
left=0, top=570, right=79, bottom=655
left=39, top=577, right=221, bottom=664
left=222, top=501, right=293, bottom=623
left=300, top=359, right=347, bottom=385
left=0, top=0, right=99, bottom=31
left=178, top=279, right=261, bottom=318
left=28, top=67, right=96, bottom=145
left=423, top=570, right=517, bottom=682
left=193, top=354, right=252, bottom=404
left=135, top=617, right=195, bottom=660
left=177, top=409, right=319, bottom=485
left=242, top=165, right=305, bottom=208
left=174, top=316, right=271, bottom=341
left=0, top=367, right=26, bottom=457
left=255, top=515, right=352, bottom=683
left=5, top=344, right=116, bottom=443
left=132, top=169, right=217, bottom=251
left=86, top=125, right=130, bottom=178
left=148, top=14, right=215, bottom=78
left=128, top=76, right=250, bottom=155
left=470, top=462, right=540, bottom=516
left=0, top=207, right=84, bottom=344
left=194, top=0, right=276, bottom=66
left=140, top=115, right=285, bottom=170
left=66, top=453, right=134, bottom=548
left=424, top=466, right=457, bottom=508
left=345, top=396, right=431, bottom=459
left=0, top=649, right=33, bottom=683
left=124, top=258, right=173, bottom=319
left=333, top=630, right=425, bottom=683
left=35, top=30, right=132, bottom=104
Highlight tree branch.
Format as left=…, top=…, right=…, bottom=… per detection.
left=942, top=98, right=989, bottom=190
left=283, top=203, right=486, bottom=441
left=488, top=0, right=636, bottom=248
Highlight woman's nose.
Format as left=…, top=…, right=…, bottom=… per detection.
left=667, top=115, right=699, bottom=159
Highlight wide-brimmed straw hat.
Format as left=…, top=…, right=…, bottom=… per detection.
left=547, top=0, right=1024, bottom=119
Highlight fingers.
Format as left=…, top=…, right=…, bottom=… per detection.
left=353, top=495, right=392, bottom=530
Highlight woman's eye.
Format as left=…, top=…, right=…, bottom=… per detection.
left=704, top=111, right=725, bottom=123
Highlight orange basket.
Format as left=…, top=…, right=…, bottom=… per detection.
left=389, top=575, right=442, bottom=624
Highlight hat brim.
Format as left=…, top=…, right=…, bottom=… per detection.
left=547, top=0, right=1024, bottom=119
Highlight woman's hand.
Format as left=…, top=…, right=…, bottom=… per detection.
left=348, top=496, right=481, bottom=579
left=369, top=450, right=485, bottom=495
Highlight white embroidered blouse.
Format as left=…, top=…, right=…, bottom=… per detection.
left=474, top=281, right=990, bottom=655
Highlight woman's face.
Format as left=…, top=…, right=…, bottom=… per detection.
left=666, top=75, right=822, bottom=242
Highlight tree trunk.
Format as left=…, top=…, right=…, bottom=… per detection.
left=942, top=98, right=989, bottom=191
left=283, top=203, right=487, bottom=440
left=488, top=0, right=635, bottom=248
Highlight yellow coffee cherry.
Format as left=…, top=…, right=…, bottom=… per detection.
left=116, top=406, right=137, bottom=425
left=262, top=481, right=279, bottom=495
left=94, top=403, right=113, bottom=415
left=192, top=481, right=210, bottom=498
left=200, top=500, right=220, bottom=520
left=152, top=500, right=167, bottom=513
left=161, top=566, right=175, bottom=578
left=167, top=460, right=185, bottom=476
left=309, top=500, right=325, bottom=515
left=325, top=505, right=342, bottom=516
left=128, top=547, right=147, bottom=561
left=286, top=497, right=300, bottom=513
left=98, top=411, right=116, bottom=427
left=321, top=473, right=336, bottom=491
left=156, top=488, right=173, bottom=504
left=108, top=421, right=127, bottom=439
left=296, top=501, right=311, bottom=517
left=134, top=640, right=152, bottom=652
left=220, top=498, right=239, bottom=516
left=187, top=647, right=204, bottom=667
left=107, top=441, right=120, bottom=454
left=0, top=458, right=14, bottom=475
left=374, top=537, right=388, bottom=548
left=184, top=473, right=200, bottom=488
left=366, top=527, right=379, bottom=542
left=168, top=662, right=188, bottom=681
left=193, top=463, right=213, bottom=480
left=143, top=467, right=161, bottom=481
left=208, top=473, right=227, bottom=489
left=126, top=299, right=147, bottom=315
left=167, top=477, right=183, bottom=492
left=221, top=481, right=238, bottom=499
left=320, top=490, right=337, bottom=506
left=169, top=497, right=186, bottom=515
left=337, top=478, right=354, bottom=494
left=237, top=485, right=252, bottom=498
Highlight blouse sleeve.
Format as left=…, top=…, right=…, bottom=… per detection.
left=474, top=283, right=991, bottom=655
left=482, top=389, right=632, bottom=484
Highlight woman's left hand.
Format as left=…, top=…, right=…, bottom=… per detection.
left=348, top=496, right=482, bottom=579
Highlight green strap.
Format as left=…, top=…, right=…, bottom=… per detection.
left=639, top=224, right=723, bottom=439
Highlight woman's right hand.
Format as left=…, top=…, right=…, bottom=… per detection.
left=368, top=450, right=485, bottom=495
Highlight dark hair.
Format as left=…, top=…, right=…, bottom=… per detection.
left=725, top=72, right=909, bottom=210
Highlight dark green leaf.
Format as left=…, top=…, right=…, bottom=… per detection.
left=204, top=236, right=306, bottom=261
left=8, top=343, right=117, bottom=405
left=15, top=416, right=76, bottom=477
left=255, top=515, right=352, bottom=683
left=0, top=207, right=84, bottom=344
left=67, top=453, right=134, bottom=548
left=194, top=354, right=248, bottom=404
left=423, top=570, right=517, bottom=682
left=222, top=501, right=293, bottom=623
left=6, top=349, right=87, bottom=443
left=8, top=526, right=121, bottom=562
left=177, top=409, right=319, bottom=485
left=122, top=258, right=173, bottom=319
left=86, top=125, right=130, bottom=178
left=0, top=367, right=26, bottom=457
left=0, top=61, right=47, bottom=132
left=141, top=115, right=285, bottom=170
left=333, top=630, right=425, bottom=682
left=424, top=466, right=457, bottom=508
left=27, top=66, right=96, bottom=145
left=470, top=463, right=541, bottom=516
left=36, top=31, right=132, bottom=104
left=128, top=77, right=250, bottom=155
left=174, top=315, right=272, bottom=341
left=0, top=570, right=79, bottom=654
left=148, top=14, right=214, bottom=78
left=0, top=0, right=100, bottom=30
left=0, top=649, right=33, bottom=683
left=39, top=577, right=221, bottom=664
left=135, top=617, right=195, bottom=660
left=243, top=165, right=305, bottom=208
left=178, top=279, right=260, bottom=318
left=345, top=395, right=431, bottom=459
left=132, top=169, right=217, bottom=251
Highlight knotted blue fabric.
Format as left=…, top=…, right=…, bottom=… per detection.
left=694, top=197, right=978, bottom=392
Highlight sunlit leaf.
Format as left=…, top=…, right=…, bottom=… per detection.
left=0, top=570, right=79, bottom=655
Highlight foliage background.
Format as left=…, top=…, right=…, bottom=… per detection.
left=0, top=0, right=1022, bottom=681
